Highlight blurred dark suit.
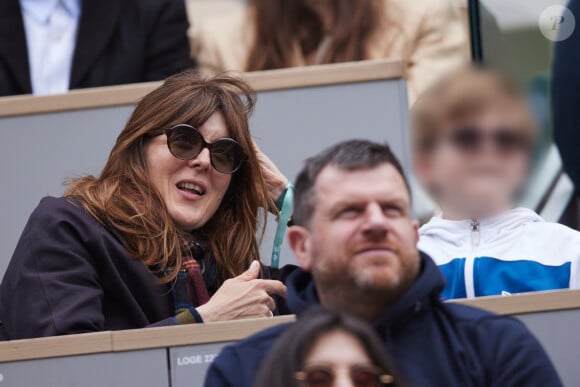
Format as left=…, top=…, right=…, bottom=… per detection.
left=552, top=0, right=580, bottom=190
left=0, top=0, right=195, bottom=97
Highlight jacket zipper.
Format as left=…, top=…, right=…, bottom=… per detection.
left=471, top=219, right=481, bottom=247
left=464, top=219, right=480, bottom=298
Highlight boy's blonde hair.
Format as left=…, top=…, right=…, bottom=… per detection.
left=411, top=66, right=536, bottom=156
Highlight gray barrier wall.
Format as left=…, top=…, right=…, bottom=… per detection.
left=0, top=349, right=170, bottom=387
left=0, top=74, right=409, bottom=277
left=0, top=306, right=578, bottom=387
left=518, top=309, right=580, bottom=387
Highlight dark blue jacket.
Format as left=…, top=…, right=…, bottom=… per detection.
left=205, top=253, right=562, bottom=387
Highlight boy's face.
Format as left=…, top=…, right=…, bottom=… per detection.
left=417, top=103, right=532, bottom=219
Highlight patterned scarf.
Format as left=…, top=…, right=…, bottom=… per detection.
left=172, top=240, right=213, bottom=317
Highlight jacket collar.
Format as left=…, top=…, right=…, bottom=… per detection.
left=69, top=0, right=119, bottom=88
left=286, top=252, right=445, bottom=329
left=19, top=0, right=81, bottom=24
left=419, top=207, right=543, bottom=247
left=373, top=252, right=444, bottom=330
left=0, top=0, right=32, bottom=94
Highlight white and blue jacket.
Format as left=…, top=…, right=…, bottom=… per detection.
left=418, top=208, right=580, bottom=299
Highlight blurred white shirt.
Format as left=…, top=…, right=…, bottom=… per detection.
left=19, top=0, right=81, bottom=95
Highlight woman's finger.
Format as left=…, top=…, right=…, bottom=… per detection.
left=258, top=279, right=287, bottom=297
left=261, top=294, right=276, bottom=311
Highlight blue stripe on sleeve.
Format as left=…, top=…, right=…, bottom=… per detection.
left=438, top=258, right=467, bottom=299
left=473, top=257, right=571, bottom=297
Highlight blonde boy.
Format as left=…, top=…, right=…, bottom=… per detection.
left=413, top=66, right=580, bottom=299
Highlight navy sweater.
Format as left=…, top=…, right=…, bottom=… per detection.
left=205, top=253, right=562, bottom=387
left=0, top=197, right=292, bottom=340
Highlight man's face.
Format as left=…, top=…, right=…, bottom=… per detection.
left=288, top=164, right=420, bottom=297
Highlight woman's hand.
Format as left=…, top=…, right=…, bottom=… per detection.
left=254, top=141, right=288, bottom=202
left=196, top=261, right=286, bottom=322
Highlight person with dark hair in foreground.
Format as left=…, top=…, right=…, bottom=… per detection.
left=205, top=140, right=561, bottom=387
left=254, top=307, right=402, bottom=387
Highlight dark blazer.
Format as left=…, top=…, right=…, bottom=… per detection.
left=0, top=0, right=195, bottom=97
left=205, top=254, right=562, bottom=387
left=0, top=197, right=176, bottom=340
left=0, top=197, right=295, bottom=340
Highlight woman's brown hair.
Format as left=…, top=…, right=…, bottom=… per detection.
left=65, top=70, right=274, bottom=285
left=247, top=0, right=385, bottom=71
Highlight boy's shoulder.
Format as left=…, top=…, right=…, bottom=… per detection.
left=419, top=210, right=580, bottom=244
left=523, top=219, right=580, bottom=253
left=525, top=219, right=580, bottom=237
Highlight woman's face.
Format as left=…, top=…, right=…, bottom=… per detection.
left=144, top=112, right=233, bottom=232
left=301, top=330, right=380, bottom=387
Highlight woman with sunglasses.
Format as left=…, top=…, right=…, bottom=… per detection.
left=254, top=308, right=402, bottom=387
left=0, top=71, right=292, bottom=340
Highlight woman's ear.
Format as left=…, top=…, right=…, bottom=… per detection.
left=287, top=225, right=313, bottom=269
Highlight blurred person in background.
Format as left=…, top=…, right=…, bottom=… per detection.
left=0, top=71, right=293, bottom=340
left=0, top=0, right=194, bottom=97
left=193, top=0, right=468, bottom=104
left=413, top=66, right=580, bottom=299
left=254, top=308, right=402, bottom=387
left=205, top=140, right=560, bottom=387
left=552, top=0, right=580, bottom=192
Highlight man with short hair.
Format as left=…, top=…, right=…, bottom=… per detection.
left=205, top=140, right=561, bottom=387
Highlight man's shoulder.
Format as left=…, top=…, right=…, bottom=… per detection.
left=442, top=301, right=532, bottom=339
left=205, top=323, right=292, bottom=387
left=440, top=302, right=551, bottom=365
left=228, top=322, right=291, bottom=353
left=216, top=323, right=292, bottom=365
left=444, top=301, right=519, bottom=324
left=439, top=302, right=562, bottom=385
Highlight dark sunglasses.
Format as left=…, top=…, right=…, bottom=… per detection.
left=445, top=126, right=532, bottom=155
left=295, top=365, right=394, bottom=387
left=147, top=124, right=247, bottom=174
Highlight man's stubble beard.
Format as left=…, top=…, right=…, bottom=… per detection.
left=312, top=250, right=420, bottom=314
